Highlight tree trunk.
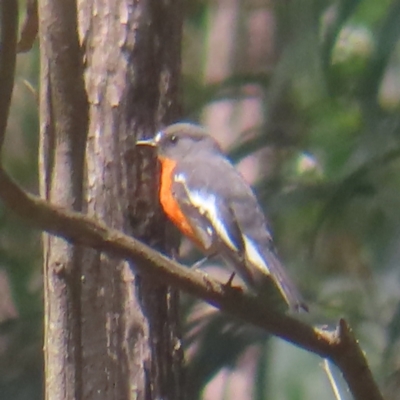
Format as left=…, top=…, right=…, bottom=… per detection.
left=39, top=0, right=184, bottom=399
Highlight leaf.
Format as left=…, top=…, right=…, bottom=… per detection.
left=360, top=0, right=400, bottom=107
left=185, top=300, right=267, bottom=398
left=321, top=0, right=363, bottom=76
left=311, top=145, right=400, bottom=246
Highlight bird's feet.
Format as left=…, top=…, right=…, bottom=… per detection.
left=224, top=272, right=236, bottom=288
left=190, top=251, right=218, bottom=269
left=191, top=257, right=209, bottom=269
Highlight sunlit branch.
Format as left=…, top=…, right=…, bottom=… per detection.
left=0, top=167, right=384, bottom=400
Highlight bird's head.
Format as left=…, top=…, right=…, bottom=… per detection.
left=136, top=123, right=221, bottom=160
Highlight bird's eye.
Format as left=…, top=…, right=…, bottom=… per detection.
left=169, top=135, right=179, bottom=144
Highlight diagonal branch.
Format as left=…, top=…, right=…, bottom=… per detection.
left=0, top=3, right=383, bottom=398
left=0, top=167, right=384, bottom=400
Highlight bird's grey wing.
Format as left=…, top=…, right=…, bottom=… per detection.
left=241, top=232, right=307, bottom=311
left=171, top=172, right=245, bottom=256
left=230, top=197, right=307, bottom=311
left=173, top=156, right=306, bottom=311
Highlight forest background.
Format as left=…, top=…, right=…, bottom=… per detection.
left=1, top=0, right=400, bottom=399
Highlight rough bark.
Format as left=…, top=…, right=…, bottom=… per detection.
left=39, top=0, right=88, bottom=398
left=39, top=0, right=184, bottom=399
left=0, top=1, right=385, bottom=400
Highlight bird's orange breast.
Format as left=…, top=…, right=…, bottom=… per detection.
left=159, top=157, right=198, bottom=242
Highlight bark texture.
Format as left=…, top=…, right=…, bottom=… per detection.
left=39, top=0, right=184, bottom=399
left=39, top=1, right=88, bottom=398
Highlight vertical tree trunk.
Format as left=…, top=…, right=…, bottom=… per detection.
left=39, top=1, right=88, bottom=398
left=39, top=1, right=184, bottom=399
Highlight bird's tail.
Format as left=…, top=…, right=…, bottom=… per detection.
left=237, top=238, right=307, bottom=312
left=264, top=250, right=307, bottom=312
left=219, top=235, right=307, bottom=312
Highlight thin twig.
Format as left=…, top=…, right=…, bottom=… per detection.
left=323, top=359, right=343, bottom=400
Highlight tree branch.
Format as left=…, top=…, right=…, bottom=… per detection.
left=0, top=0, right=18, bottom=151
left=0, top=167, right=384, bottom=400
left=0, top=5, right=384, bottom=397
left=17, top=0, right=38, bottom=53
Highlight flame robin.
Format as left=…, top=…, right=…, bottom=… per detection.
left=137, top=123, right=306, bottom=312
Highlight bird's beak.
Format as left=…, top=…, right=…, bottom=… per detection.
left=136, top=131, right=163, bottom=148
left=136, top=137, right=157, bottom=147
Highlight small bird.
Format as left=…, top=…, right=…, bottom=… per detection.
left=137, top=123, right=306, bottom=312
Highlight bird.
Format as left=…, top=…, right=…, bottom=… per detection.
left=136, top=123, right=307, bottom=312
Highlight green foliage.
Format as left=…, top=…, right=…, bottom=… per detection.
left=0, top=40, right=42, bottom=399
left=182, top=0, right=400, bottom=398
left=4, top=0, right=400, bottom=399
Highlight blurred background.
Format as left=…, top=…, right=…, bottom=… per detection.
left=2, top=0, right=400, bottom=398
